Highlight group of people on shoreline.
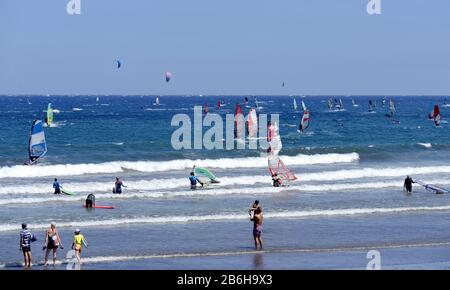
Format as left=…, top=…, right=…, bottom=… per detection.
left=19, top=223, right=88, bottom=269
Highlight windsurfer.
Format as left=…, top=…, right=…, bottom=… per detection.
left=272, top=174, right=282, bottom=187
left=53, top=178, right=62, bottom=194
left=403, top=176, right=414, bottom=194
left=189, top=172, right=198, bottom=190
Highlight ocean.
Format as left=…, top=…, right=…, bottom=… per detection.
left=2, top=95, right=450, bottom=270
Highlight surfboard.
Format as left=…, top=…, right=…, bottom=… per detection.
left=61, top=189, right=76, bottom=196
left=83, top=205, right=115, bottom=209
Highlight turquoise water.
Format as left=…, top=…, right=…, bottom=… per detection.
left=2, top=95, right=450, bottom=269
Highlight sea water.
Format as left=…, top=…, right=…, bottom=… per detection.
left=1, top=95, right=450, bottom=269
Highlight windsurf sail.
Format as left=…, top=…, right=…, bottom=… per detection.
left=327, top=98, right=333, bottom=110
left=204, top=103, right=209, bottom=114
left=96, top=97, right=100, bottom=103
left=339, top=99, right=343, bottom=110
left=299, top=109, right=310, bottom=132
left=415, top=180, right=449, bottom=194
left=293, top=98, right=298, bottom=111
left=217, top=100, right=221, bottom=109
left=267, top=122, right=282, bottom=155
left=368, top=100, right=375, bottom=112
left=382, top=97, right=386, bottom=107
left=247, top=108, right=258, bottom=138
left=27, top=120, right=47, bottom=165
left=352, top=99, right=357, bottom=107
left=268, top=155, right=297, bottom=186
left=433, top=104, right=441, bottom=126
left=301, top=100, right=307, bottom=111
left=155, top=97, right=160, bottom=105
left=244, top=97, right=249, bottom=106
left=165, top=71, right=172, bottom=82
left=46, top=103, right=53, bottom=126
left=194, top=166, right=219, bottom=183
left=116, top=60, right=121, bottom=69
left=254, top=96, right=259, bottom=108
left=388, top=99, right=395, bottom=117
left=235, top=103, right=244, bottom=139
left=267, top=122, right=297, bottom=185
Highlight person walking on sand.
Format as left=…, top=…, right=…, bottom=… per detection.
left=250, top=207, right=263, bottom=250
left=19, top=223, right=35, bottom=269
left=72, top=229, right=88, bottom=264
left=43, top=222, right=64, bottom=266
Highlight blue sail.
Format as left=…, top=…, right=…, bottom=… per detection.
left=28, top=120, right=47, bottom=164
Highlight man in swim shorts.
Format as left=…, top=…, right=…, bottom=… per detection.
left=250, top=207, right=263, bottom=250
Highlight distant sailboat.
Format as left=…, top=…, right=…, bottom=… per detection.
left=46, top=103, right=53, bottom=126
left=301, top=100, right=307, bottom=111
left=334, top=98, right=343, bottom=110
left=430, top=104, right=441, bottom=126
left=246, top=108, right=258, bottom=138
left=386, top=99, right=396, bottom=118
left=368, top=100, right=376, bottom=112
left=154, top=97, right=160, bottom=106
left=27, top=98, right=32, bottom=105
left=26, top=120, right=47, bottom=165
left=96, top=97, right=100, bottom=103
left=382, top=97, right=386, bottom=107
left=235, top=103, right=244, bottom=139
left=217, top=100, right=221, bottom=109
left=254, top=96, right=259, bottom=108
left=327, top=98, right=333, bottom=110
left=293, top=98, right=298, bottom=111
left=298, top=102, right=310, bottom=133
left=352, top=99, right=359, bottom=107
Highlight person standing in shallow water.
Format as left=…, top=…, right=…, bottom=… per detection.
left=250, top=207, right=263, bottom=250
left=404, top=176, right=414, bottom=194
left=43, top=222, right=64, bottom=266
left=19, top=223, right=34, bottom=269
left=53, top=178, right=62, bottom=194
left=113, top=177, right=126, bottom=194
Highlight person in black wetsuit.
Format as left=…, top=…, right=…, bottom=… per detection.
left=403, top=176, right=414, bottom=194
left=85, top=194, right=95, bottom=208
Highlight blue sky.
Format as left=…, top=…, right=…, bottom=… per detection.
left=0, top=0, right=449, bottom=95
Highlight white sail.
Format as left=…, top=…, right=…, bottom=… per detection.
left=247, top=108, right=258, bottom=138
left=389, top=99, right=395, bottom=117
left=293, top=98, right=298, bottom=111
left=301, top=100, right=307, bottom=111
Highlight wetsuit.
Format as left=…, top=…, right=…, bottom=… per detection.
left=189, top=176, right=198, bottom=190
left=85, top=194, right=95, bottom=208
left=404, top=177, right=413, bottom=193
left=114, top=181, right=123, bottom=194
left=53, top=181, right=61, bottom=194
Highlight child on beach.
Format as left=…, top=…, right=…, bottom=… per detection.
left=72, top=229, right=88, bottom=264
